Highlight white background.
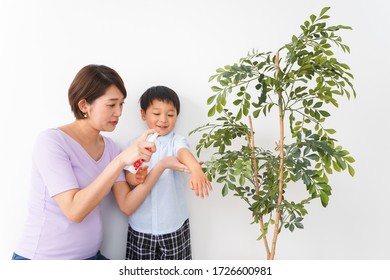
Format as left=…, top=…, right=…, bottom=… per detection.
left=0, top=0, right=389, bottom=260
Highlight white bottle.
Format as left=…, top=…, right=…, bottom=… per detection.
left=124, top=132, right=159, bottom=174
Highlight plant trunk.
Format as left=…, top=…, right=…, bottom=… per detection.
left=247, top=116, right=271, bottom=259
left=270, top=51, right=285, bottom=260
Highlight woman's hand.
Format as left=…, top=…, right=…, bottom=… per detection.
left=155, top=156, right=190, bottom=173
left=118, top=129, right=157, bottom=167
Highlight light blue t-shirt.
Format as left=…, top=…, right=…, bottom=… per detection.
left=15, top=128, right=126, bottom=259
left=128, top=131, right=190, bottom=235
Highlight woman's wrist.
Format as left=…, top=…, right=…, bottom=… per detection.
left=114, top=154, right=127, bottom=169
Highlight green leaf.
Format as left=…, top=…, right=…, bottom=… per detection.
left=320, top=7, right=330, bottom=17
left=227, top=181, right=236, bottom=190
left=347, top=164, right=355, bottom=176
left=207, top=95, right=216, bottom=105
left=208, top=105, right=216, bottom=117
left=324, top=50, right=334, bottom=56
left=324, top=128, right=336, bottom=134
left=236, top=108, right=243, bottom=121
left=209, top=74, right=219, bottom=82
left=335, top=156, right=347, bottom=170
left=333, top=160, right=341, bottom=172
left=302, top=173, right=311, bottom=186
left=211, top=86, right=222, bottom=92
left=223, top=71, right=234, bottom=78
left=320, top=190, right=329, bottom=207
left=307, top=154, right=319, bottom=161
left=319, top=110, right=331, bottom=117
left=344, top=156, right=355, bottom=163
left=233, top=99, right=241, bottom=105
left=313, top=102, right=323, bottom=108
left=295, top=222, right=304, bottom=229
left=222, top=185, right=228, bottom=197
left=239, top=175, right=245, bottom=186
left=216, top=102, right=223, bottom=113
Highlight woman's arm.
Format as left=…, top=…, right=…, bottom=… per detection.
left=113, top=156, right=189, bottom=216
left=54, top=129, right=156, bottom=223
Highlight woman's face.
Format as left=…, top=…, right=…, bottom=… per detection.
left=84, top=85, right=125, bottom=132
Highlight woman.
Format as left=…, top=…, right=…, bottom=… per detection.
left=12, top=64, right=188, bottom=260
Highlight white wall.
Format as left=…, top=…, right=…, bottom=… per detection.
left=1, top=0, right=389, bottom=260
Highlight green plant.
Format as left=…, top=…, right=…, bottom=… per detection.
left=190, top=7, right=356, bottom=260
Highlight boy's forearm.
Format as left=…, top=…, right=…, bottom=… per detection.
left=114, top=164, right=166, bottom=216
left=177, top=148, right=202, bottom=172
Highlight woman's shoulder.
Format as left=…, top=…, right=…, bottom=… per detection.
left=36, top=128, right=64, bottom=142
left=32, top=128, right=70, bottom=155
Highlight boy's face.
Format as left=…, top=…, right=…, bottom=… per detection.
left=141, top=100, right=177, bottom=136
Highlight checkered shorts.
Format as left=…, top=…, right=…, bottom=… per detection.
left=126, top=219, right=192, bottom=260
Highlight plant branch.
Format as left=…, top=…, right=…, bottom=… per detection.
left=246, top=115, right=272, bottom=259
left=248, top=116, right=260, bottom=194
left=270, top=51, right=285, bottom=260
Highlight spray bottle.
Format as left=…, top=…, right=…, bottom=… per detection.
left=124, top=132, right=159, bottom=174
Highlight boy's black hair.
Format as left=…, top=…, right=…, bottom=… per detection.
left=139, top=85, right=180, bottom=115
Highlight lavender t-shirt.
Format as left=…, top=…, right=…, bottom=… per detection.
left=14, top=128, right=125, bottom=260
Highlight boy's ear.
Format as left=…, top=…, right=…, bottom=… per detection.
left=140, top=109, right=146, bottom=120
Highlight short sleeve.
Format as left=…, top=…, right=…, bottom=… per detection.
left=173, top=134, right=190, bottom=156
left=32, top=130, right=80, bottom=197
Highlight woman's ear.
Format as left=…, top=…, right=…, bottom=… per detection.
left=78, top=99, right=88, bottom=114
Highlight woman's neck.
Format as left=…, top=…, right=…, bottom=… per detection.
left=59, top=120, right=102, bottom=146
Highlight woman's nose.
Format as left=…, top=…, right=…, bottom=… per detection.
left=115, top=106, right=122, bottom=117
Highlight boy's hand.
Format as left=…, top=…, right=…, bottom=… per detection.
left=189, top=168, right=213, bottom=199
left=135, top=166, right=149, bottom=184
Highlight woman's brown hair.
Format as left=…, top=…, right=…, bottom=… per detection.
left=68, top=64, right=127, bottom=119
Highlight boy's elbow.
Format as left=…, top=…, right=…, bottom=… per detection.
left=118, top=204, right=134, bottom=216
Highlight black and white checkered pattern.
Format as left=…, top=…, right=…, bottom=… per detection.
left=126, top=219, right=192, bottom=260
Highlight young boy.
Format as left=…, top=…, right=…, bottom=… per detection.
left=125, top=85, right=212, bottom=260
